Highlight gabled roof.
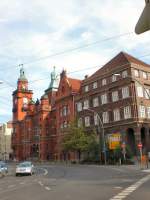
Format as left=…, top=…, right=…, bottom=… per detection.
left=67, top=78, right=81, bottom=92
left=84, top=51, right=149, bottom=82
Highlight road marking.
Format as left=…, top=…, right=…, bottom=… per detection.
left=45, top=186, right=51, bottom=191
left=8, top=185, right=16, bottom=188
left=38, top=181, right=44, bottom=186
left=20, top=182, right=25, bottom=185
left=43, top=169, right=48, bottom=176
left=38, top=168, right=48, bottom=176
left=110, top=174, right=150, bottom=200
left=114, top=187, right=122, bottom=189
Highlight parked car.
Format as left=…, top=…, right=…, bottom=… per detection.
left=16, top=161, right=35, bottom=176
left=0, top=161, right=8, bottom=175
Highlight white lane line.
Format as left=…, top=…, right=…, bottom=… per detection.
left=45, top=186, right=51, bottom=191
left=38, top=168, right=48, bottom=176
left=43, top=169, right=48, bottom=176
left=114, top=187, right=122, bottom=189
left=110, top=174, right=150, bottom=200
left=38, top=181, right=44, bottom=186
left=20, top=182, right=25, bottom=185
left=8, top=185, right=16, bottom=188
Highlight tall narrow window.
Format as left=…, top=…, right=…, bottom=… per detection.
left=112, top=75, right=117, bottom=82
left=93, top=97, right=99, bottom=107
left=78, top=118, right=82, bottom=127
left=77, top=102, right=82, bottom=112
left=112, top=91, right=119, bottom=102
left=85, top=116, right=90, bottom=127
left=139, top=105, right=145, bottom=118
left=124, top=106, right=131, bottom=119
left=122, top=86, right=129, bottom=99
left=93, top=82, right=98, bottom=89
left=84, top=85, right=89, bottom=92
left=102, top=78, right=107, bottom=86
left=134, top=69, right=139, bottom=77
left=147, top=107, right=150, bottom=118
left=102, top=112, right=109, bottom=123
left=113, top=109, right=120, bottom=121
left=83, top=100, right=89, bottom=109
left=136, top=86, right=143, bottom=97
left=144, top=88, right=150, bottom=99
left=101, top=93, right=107, bottom=104
left=94, top=114, right=99, bottom=125
left=122, top=70, right=128, bottom=78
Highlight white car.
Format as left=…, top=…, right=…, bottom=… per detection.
left=16, top=161, right=34, bottom=176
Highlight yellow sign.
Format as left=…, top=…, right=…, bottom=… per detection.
left=108, top=133, right=121, bottom=150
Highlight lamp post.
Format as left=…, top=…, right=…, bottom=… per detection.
left=83, top=107, right=107, bottom=165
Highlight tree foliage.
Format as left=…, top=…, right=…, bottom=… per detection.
left=62, top=120, right=98, bottom=160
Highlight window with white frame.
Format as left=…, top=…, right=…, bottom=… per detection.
left=83, top=99, right=89, bottom=109
left=134, top=69, right=139, bottom=77
left=78, top=118, right=82, bottom=127
left=112, top=75, right=117, bottom=82
left=93, top=82, right=98, bottom=89
left=112, top=91, right=119, bottom=102
left=102, top=112, right=109, bottom=123
left=102, top=78, right=107, bottom=86
left=143, top=71, right=148, bottom=79
left=63, top=121, right=67, bottom=128
left=122, top=70, right=128, bottom=78
left=101, top=93, right=107, bottom=104
left=93, top=97, right=99, bottom=107
left=122, top=86, right=129, bottom=99
left=63, top=106, right=67, bottom=116
left=94, top=114, right=99, bottom=125
left=144, top=88, right=150, bottom=99
left=84, top=85, right=89, bottom=92
left=77, top=102, right=82, bottom=112
left=113, top=109, right=120, bottom=121
left=85, top=116, right=90, bottom=127
left=139, top=105, right=146, bottom=118
left=147, top=107, right=150, bottom=118
left=124, top=106, right=131, bottom=119
left=136, top=86, right=143, bottom=97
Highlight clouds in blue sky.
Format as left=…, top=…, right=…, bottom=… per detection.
left=0, top=0, right=149, bottom=122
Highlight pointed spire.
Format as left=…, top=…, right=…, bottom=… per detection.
left=45, top=66, right=58, bottom=92
left=18, top=64, right=27, bottom=80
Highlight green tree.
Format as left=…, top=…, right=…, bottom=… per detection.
left=62, top=121, right=98, bottom=162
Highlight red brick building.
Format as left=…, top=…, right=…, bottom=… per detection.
left=12, top=67, right=81, bottom=161
left=75, top=52, right=150, bottom=157
left=12, top=52, right=150, bottom=161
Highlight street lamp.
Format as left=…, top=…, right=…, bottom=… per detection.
left=83, top=107, right=107, bottom=165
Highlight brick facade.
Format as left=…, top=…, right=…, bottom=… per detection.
left=12, top=52, right=150, bottom=161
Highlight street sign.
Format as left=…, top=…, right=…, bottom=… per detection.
left=108, top=133, right=121, bottom=150
left=138, top=143, right=143, bottom=148
left=121, top=142, right=126, bottom=149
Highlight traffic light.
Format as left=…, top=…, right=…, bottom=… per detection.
left=135, top=0, right=150, bottom=34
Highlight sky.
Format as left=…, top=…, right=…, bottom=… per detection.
left=0, top=0, right=149, bottom=123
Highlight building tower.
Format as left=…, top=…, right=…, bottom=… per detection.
left=12, top=65, right=33, bottom=160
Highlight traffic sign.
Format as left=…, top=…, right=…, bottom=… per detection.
left=138, top=143, right=143, bottom=148
left=121, top=142, right=126, bottom=149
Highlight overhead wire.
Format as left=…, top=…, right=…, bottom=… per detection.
left=0, top=31, right=133, bottom=71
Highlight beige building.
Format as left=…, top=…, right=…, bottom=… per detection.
left=0, top=121, right=12, bottom=160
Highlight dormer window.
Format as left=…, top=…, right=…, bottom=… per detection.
left=102, top=78, right=106, bottom=86
left=112, top=75, right=117, bottom=82
left=93, top=82, right=98, bottom=89
left=84, top=85, right=89, bottom=92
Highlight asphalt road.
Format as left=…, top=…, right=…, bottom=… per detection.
left=0, top=163, right=150, bottom=200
